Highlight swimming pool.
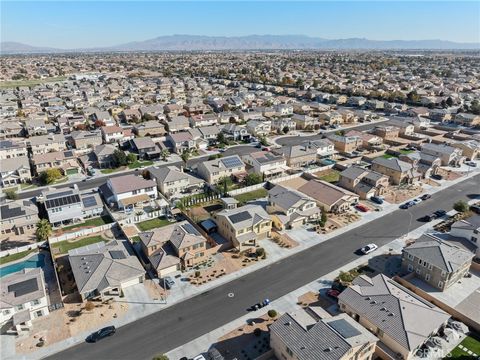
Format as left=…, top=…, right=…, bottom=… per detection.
left=0, top=253, right=45, bottom=278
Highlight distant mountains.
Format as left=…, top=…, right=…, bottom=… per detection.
left=2, top=35, right=479, bottom=54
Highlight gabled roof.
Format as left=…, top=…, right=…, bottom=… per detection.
left=216, top=204, right=270, bottom=230
left=107, top=174, right=156, bottom=194
left=338, top=274, right=450, bottom=352
left=0, top=199, right=38, bottom=221
left=268, top=184, right=314, bottom=210
left=372, top=157, right=413, bottom=172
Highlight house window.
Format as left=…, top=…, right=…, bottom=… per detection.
left=441, top=271, right=447, bottom=278
left=35, top=310, right=43, bottom=318
left=425, top=274, right=431, bottom=281
left=31, top=299, right=40, bottom=306
left=408, top=264, right=413, bottom=272
left=416, top=268, right=421, bottom=274
left=16, top=304, right=24, bottom=311
left=438, top=281, right=444, bottom=288
left=3, top=310, right=10, bottom=315
left=427, top=264, right=433, bottom=270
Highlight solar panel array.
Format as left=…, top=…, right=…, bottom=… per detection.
left=82, top=196, right=98, bottom=208
left=328, top=319, right=361, bottom=339
left=45, top=194, right=81, bottom=209
left=64, top=150, right=74, bottom=157
left=8, top=278, right=39, bottom=297
left=46, top=190, right=73, bottom=199
left=221, top=156, right=243, bottom=169
left=229, top=211, right=251, bottom=224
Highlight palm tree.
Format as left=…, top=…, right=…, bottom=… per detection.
left=181, top=149, right=191, bottom=163
left=160, top=149, right=170, bottom=162
left=36, top=219, right=52, bottom=242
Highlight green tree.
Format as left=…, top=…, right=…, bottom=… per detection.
left=282, top=126, right=290, bottom=134
left=453, top=200, right=469, bottom=213
left=5, top=188, right=18, bottom=200
left=259, top=135, right=269, bottom=147
left=112, top=149, right=128, bottom=167
left=39, top=168, right=62, bottom=185
left=126, top=153, right=137, bottom=164
left=35, top=219, right=52, bottom=242
left=181, top=150, right=191, bottom=163
left=244, top=173, right=262, bottom=186
left=319, top=207, right=328, bottom=228
left=216, top=132, right=227, bottom=145
left=219, top=176, right=232, bottom=195
left=267, top=309, right=278, bottom=318
left=446, top=97, right=454, bottom=107
left=160, top=149, right=170, bottom=161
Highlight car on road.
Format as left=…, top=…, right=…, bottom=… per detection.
left=360, top=243, right=378, bottom=255
left=412, top=198, right=422, bottom=205
left=249, top=298, right=270, bottom=311
left=400, top=201, right=415, bottom=209
left=193, top=355, right=207, bottom=360
left=255, top=143, right=262, bottom=148
left=326, top=289, right=340, bottom=299
left=320, top=125, right=328, bottom=130
left=370, top=196, right=384, bottom=205
left=262, top=146, right=271, bottom=151
left=465, top=161, right=477, bottom=167
left=420, top=194, right=432, bottom=201
left=162, top=276, right=175, bottom=289
left=421, top=213, right=437, bottom=222
left=86, top=326, right=116, bottom=343
left=431, top=174, right=443, bottom=181
left=218, top=148, right=226, bottom=153
left=434, top=209, right=447, bottom=218
left=355, top=204, right=369, bottom=212
left=470, top=205, right=480, bottom=214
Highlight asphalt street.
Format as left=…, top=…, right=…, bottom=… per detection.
left=47, top=174, right=480, bottom=360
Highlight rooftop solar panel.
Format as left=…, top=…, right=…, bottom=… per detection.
left=45, top=190, right=73, bottom=199
left=328, top=319, right=361, bottom=339
left=45, top=194, right=81, bottom=209
left=221, top=156, right=243, bottom=169
left=229, top=211, right=251, bottom=224
left=82, top=196, right=98, bottom=208
left=64, top=150, right=74, bottom=157
left=181, top=223, right=201, bottom=235
left=8, top=278, right=39, bottom=297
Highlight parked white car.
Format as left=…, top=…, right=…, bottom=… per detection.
left=360, top=243, right=378, bottom=255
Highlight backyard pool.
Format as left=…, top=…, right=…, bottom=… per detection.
left=0, top=253, right=45, bottom=278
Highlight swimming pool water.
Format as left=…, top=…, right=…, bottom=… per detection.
left=0, top=253, right=45, bottom=278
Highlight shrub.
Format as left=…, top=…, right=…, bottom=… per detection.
left=267, top=309, right=278, bottom=318
left=195, top=270, right=201, bottom=278
left=84, top=301, right=95, bottom=311
left=453, top=200, right=469, bottom=213
left=5, top=188, right=18, bottom=200
left=256, top=247, right=265, bottom=257
left=253, top=328, right=262, bottom=337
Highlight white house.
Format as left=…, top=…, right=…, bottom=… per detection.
left=102, top=174, right=157, bottom=210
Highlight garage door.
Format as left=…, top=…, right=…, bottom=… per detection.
left=158, top=264, right=179, bottom=278
left=121, top=276, right=143, bottom=289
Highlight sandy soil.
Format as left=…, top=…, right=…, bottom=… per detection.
left=383, top=184, right=424, bottom=204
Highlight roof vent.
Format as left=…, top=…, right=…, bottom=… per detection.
left=370, top=300, right=377, bottom=304
left=388, top=313, right=395, bottom=317
left=366, top=297, right=371, bottom=300
left=380, top=307, right=386, bottom=311
left=324, top=347, right=333, bottom=352
left=286, top=321, right=291, bottom=326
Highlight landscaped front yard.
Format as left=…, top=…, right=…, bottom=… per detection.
left=448, top=335, right=480, bottom=359
left=51, top=235, right=107, bottom=254
left=136, top=217, right=171, bottom=231
left=128, top=160, right=153, bottom=169
left=234, top=188, right=268, bottom=205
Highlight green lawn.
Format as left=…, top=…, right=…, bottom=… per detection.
left=0, top=249, right=38, bottom=265
left=448, top=335, right=480, bottom=359
left=399, top=149, right=414, bottom=154
left=234, top=188, right=268, bottom=204
left=51, top=235, right=107, bottom=254
left=59, top=215, right=112, bottom=232
left=381, top=153, right=396, bottom=159
left=0, top=76, right=67, bottom=89
left=66, top=169, right=79, bottom=175
left=128, top=160, right=153, bottom=169
left=136, top=217, right=171, bottom=232
left=130, top=236, right=141, bottom=243
left=318, top=170, right=341, bottom=183
left=101, top=167, right=122, bottom=174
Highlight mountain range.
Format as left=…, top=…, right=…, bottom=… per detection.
left=2, top=34, right=479, bottom=54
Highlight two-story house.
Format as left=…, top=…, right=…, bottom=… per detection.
left=242, top=151, right=288, bottom=180
left=371, top=157, right=420, bottom=185
left=133, top=120, right=166, bottom=137
left=138, top=220, right=207, bottom=277
left=28, top=134, right=67, bottom=155
left=101, top=125, right=125, bottom=144
left=338, top=165, right=390, bottom=199
left=326, top=134, right=362, bottom=153
left=221, top=124, right=250, bottom=141
left=1, top=156, right=32, bottom=187
left=101, top=174, right=157, bottom=210
left=166, top=132, right=197, bottom=154
left=0, top=140, right=28, bottom=159
left=401, top=235, right=474, bottom=291
left=214, top=204, right=272, bottom=251
left=0, top=200, right=39, bottom=238
left=273, top=144, right=317, bottom=168
left=148, top=166, right=204, bottom=199
left=246, top=120, right=272, bottom=137
left=302, top=139, right=335, bottom=158
left=70, top=130, right=103, bottom=151
left=270, top=118, right=296, bottom=134
left=267, top=184, right=320, bottom=230
left=130, top=137, right=160, bottom=160
left=421, top=143, right=464, bottom=166
left=197, top=155, right=246, bottom=184
left=31, top=150, right=80, bottom=175
left=93, top=144, right=117, bottom=169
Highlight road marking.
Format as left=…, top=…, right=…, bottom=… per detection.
left=228, top=292, right=234, bottom=298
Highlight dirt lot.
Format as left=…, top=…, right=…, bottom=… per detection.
left=298, top=291, right=336, bottom=310
left=121, top=225, right=138, bottom=238
left=16, top=300, right=127, bottom=354
left=271, top=231, right=298, bottom=248
left=383, top=183, right=424, bottom=204
left=0, top=233, right=37, bottom=248
left=277, top=176, right=309, bottom=190
left=214, top=313, right=275, bottom=360
left=422, top=178, right=441, bottom=187
left=436, top=168, right=465, bottom=181
left=316, top=212, right=360, bottom=235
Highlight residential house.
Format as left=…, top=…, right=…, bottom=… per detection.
left=242, top=151, right=288, bottom=180
left=90, top=110, right=115, bottom=126
left=388, top=118, right=415, bottom=136
left=166, top=116, right=190, bottom=133
left=270, top=118, right=296, bottom=134
left=101, top=174, right=157, bottom=210
left=38, top=186, right=103, bottom=227
left=198, top=125, right=221, bottom=144
left=214, top=204, right=272, bottom=251
left=298, top=179, right=359, bottom=213
left=0, top=156, right=32, bottom=187
left=148, top=166, right=204, bottom=199
left=101, top=125, right=125, bottom=144
left=0, top=200, right=39, bottom=237
left=338, top=274, right=450, bottom=360
left=197, top=155, right=246, bottom=184
left=31, top=150, right=79, bottom=175
left=133, top=120, right=166, bottom=137
left=270, top=310, right=377, bottom=360
left=267, top=184, right=320, bottom=230
left=429, top=109, right=452, bottom=123
left=292, top=114, right=317, bottom=129
left=273, top=144, right=317, bottom=168
left=338, top=166, right=389, bottom=199
left=130, top=137, right=160, bottom=160
left=166, top=132, right=196, bottom=154
left=326, top=134, right=362, bottom=153
left=23, top=119, right=49, bottom=136
left=0, top=269, right=50, bottom=333
left=450, top=214, right=480, bottom=258
left=398, top=152, right=441, bottom=179
left=121, top=108, right=141, bottom=123
left=68, top=240, right=145, bottom=301
left=345, top=130, right=383, bottom=148
left=138, top=221, right=207, bottom=277
left=451, top=140, right=480, bottom=161
left=454, top=113, right=480, bottom=126
left=222, top=124, right=250, bottom=141
left=93, top=144, right=117, bottom=169
left=371, top=157, right=420, bottom=185
left=401, top=235, right=474, bottom=291
left=70, top=130, right=103, bottom=150
left=28, top=134, right=67, bottom=155
left=421, top=143, right=463, bottom=166
left=0, top=140, right=28, bottom=160
left=373, top=125, right=400, bottom=141
left=302, top=139, right=335, bottom=158
left=0, top=120, right=23, bottom=139
left=246, top=120, right=271, bottom=137
left=189, top=114, right=218, bottom=128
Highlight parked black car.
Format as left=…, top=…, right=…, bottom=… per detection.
left=470, top=205, right=480, bottom=214
left=420, top=194, right=432, bottom=201
left=434, top=209, right=447, bottom=217
left=431, top=174, right=443, bottom=181
left=370, top=196, right=384, bottom=205
left=86, top=326, right=116, bottom=343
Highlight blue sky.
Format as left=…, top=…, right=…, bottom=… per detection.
left=2, top=1, right=479, bottom=48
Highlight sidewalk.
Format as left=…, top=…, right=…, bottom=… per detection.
left=3, top=166, right=479, bottom=360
